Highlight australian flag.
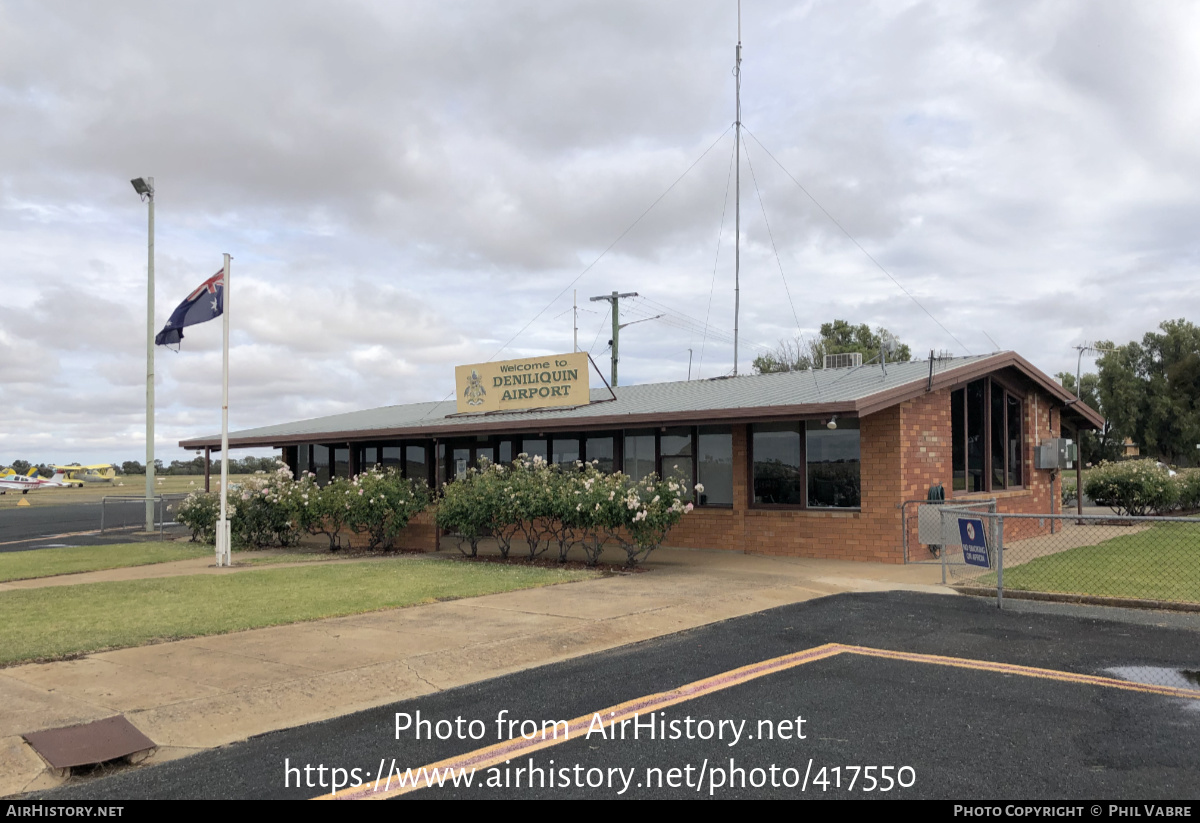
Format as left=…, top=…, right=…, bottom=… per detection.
left=155, top=269, right=224, bottom=348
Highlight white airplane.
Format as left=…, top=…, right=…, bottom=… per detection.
left=0, top=467, right=72, bottom=494
left=0, top=469, right=46, bottom=494
left=28, top=468, right=74, bottom=487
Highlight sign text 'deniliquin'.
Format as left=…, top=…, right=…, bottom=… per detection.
left=455, top=352, right=591, bottom=414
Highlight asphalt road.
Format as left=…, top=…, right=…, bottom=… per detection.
left=0, top=503, right=184, bottom=551
left=36, top=592, right=1200, bottom=801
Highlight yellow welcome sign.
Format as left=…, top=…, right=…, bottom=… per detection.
left=455, top=352, right=591, bottom=414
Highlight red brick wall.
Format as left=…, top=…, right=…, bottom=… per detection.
left=343, top=507, right=439, bottom=551
left=665, top=383, right=1066, bottom=563
left=665, top=410, right=910, bottom=564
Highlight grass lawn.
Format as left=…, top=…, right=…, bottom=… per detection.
left=0, top=557, right=597, bottom=665
left=993, top=523, right=1200, bottom=603
left=0, top=542, right=212, bottom=583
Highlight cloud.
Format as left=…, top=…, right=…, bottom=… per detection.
left=4, top=0, right=1200, bottom=465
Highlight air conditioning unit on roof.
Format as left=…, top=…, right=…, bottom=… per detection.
left=824, top=352, right=862, bottom=369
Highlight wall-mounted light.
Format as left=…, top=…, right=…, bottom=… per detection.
left=827, top=415, right=838, bottom=430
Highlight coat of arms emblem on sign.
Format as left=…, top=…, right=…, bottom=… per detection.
left=463, top=369, right=487, bottom=406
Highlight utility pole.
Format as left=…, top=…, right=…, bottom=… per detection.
left=589, top=290, right=638, bottom=386
left=131, top=176, right=155, bottom=533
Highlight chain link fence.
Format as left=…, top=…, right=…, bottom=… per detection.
left=926, top=509, right=1200, bottom=611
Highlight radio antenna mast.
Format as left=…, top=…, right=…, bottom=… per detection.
left=733, top=0, right=742, bottom=375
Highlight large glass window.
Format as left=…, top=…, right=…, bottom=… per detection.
left=584, top=435, right=614, bottom=474
left=333, top=447, right=350, bottom=479
left=697, top=427, right=733, bottom=506
left=521, top=438, right=548, bottom=462
left=497, top=439, right=515, bottom=465
left=659, top=427, right=694, bottom=500
left=312, top=445, right=331, bottom=486
left=752, top=423, right=804, bottom=505
left=405, top=445, right=428, bottom=485
left=751, top=421, right=860, bottom=508
left=952, top=379, right=1025, bottom=492
left=624, top=431, right=656, bottom=482
left=805, top=420, right=860, bottom=508
left=381, top=446, right=403, bottom=473
left=551, top=436, right=580, bottom=470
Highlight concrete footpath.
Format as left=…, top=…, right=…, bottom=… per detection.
left=0, top=548, right=949, bottom=796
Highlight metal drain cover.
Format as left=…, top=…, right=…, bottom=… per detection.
left=23, top=715, right=156, bottom=769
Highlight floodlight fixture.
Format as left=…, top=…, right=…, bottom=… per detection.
left=130, top=177, right=153, bottom=197
left=827, top=415, right=838, bottom=430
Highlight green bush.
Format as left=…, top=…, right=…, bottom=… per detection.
left=177, top=491, right=220, bottom=543
left=1061, top=478, right=1077, bottom=508
left=1176, top=469, right=1200, bottom=512
left=178, top=464, right=432, bottom=551
left=1083, top=460, right=1179, bottom=516
left=433, top=455, right=697, bottom=567
left=229, top=466, right=303, bottom=548
left=345, top=467, right=432, bottom=550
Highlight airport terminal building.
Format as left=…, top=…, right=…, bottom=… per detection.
left=180, top=352, right=1103, bottom=563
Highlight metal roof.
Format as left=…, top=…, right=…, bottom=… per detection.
left=180, top=352, right=1103, bottom=449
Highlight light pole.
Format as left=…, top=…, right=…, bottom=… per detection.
left=131, top=176, right=155, bottom=533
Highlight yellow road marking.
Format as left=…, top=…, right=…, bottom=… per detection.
left=315, top=642, right=1200, bottom=800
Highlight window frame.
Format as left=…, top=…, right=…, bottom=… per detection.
left=747, top=418, right=862, bottom=511
left=951, top=378, right=1025, bottom=493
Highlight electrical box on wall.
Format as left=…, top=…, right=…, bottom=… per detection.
left=1035, top=438, right=1076, bottom=470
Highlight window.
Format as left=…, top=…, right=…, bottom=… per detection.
left=952, top=379, right=1024, bottom=492
left=551, top=436, right=580, bottom=469
left=623, top=430, right=656, bottom=482
left=697, top=427, right=733, bottom=506
left=312, top=445, right=330, bottom=486
left=751, top=423, right=804, bottom=505
left=405, top=445, right=429, bottom=485
left=750, top=420, right=861, bottom=509
left=806, top=419, right=860, bottom=508
left=584, top=435, right=615, bottom=474
left=659, top=427, right=694, bottom=500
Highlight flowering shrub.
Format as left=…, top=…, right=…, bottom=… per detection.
left=345, top=466, right=432, bottom=550
left=177, top=491, right=220, bottom=543
left=614, top=474, right=697, bottom=567
left=436, top=467, right=492, bottom=556
left=1084, top=460, right=1179, bottom=516
left=1177, top=470, right=1200, bottom=512
left=229, top=465, right=304, bottom=548
left=433, top=456, right=699, bottom=567
left=175, top=462, right=432, bottom=551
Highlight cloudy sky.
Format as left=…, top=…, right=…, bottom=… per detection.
left=3, top=0, right=1199, bottom=467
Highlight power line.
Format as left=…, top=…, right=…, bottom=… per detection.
left=742, top=126, right=972, bottom=356
left=700, top=138, right=737, bottom=379
left=489, top=125, right=734, bottom=362
left=743, top=140, right=804, bottom=345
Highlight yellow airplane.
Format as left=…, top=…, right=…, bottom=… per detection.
left=51, top=464, right=117, bottom=486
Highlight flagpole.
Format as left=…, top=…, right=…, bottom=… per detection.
left=217, top=253, right=232, bottom=567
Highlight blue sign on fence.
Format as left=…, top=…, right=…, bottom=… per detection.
left=958, top=517, right=991, bottom=568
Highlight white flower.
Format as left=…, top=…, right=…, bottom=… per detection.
left=694, top=483, right=705, bottom=493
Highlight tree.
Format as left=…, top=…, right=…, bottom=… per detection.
left=752, top=320, right=912, bottom=374
left=10, top=459, right=31, bottom=475
left=1055, top=371, right=1122, bottom=464
left=1096, top=319, right=1200, bottom=466
left=122, top=460, right=145, bottom=475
